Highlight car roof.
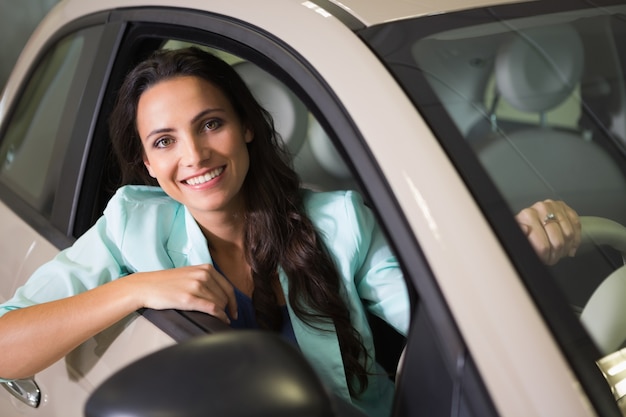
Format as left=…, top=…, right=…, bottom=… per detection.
left=49, top=0, right=526, bottom=28
left=317, top=0, right=526, bottom=25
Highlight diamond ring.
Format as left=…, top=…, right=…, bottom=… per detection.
left=543, top=212, right=557, bottom=225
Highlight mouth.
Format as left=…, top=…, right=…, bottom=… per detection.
left=183, top=166, right=225, bottom=186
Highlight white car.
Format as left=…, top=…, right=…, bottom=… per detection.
left=1, top=0, right=626, bottom=416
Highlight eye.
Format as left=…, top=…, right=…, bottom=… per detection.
left=202, top=119, right=222, bottom=131
left=154, top=136, right=175, bottom=148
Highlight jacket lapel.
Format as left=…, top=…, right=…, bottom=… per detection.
left=166, top=206, right=213, bottom=267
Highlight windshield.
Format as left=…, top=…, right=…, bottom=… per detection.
left=361, top=1, right=626, bottom=414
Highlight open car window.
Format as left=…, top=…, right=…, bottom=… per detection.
left=81, top=30, right=410, bottom=384
left=161, top=40, right=359, bottom=194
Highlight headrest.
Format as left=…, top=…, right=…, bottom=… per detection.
left=495, top=24, right=584, bottom=113
left=308, top=119, right=351, bottom=179
left=234, top=62, right=307, bottom=154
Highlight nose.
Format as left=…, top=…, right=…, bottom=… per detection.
left=180, top=133, right=209, bottom=167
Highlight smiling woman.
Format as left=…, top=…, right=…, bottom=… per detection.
left=137, top=76, right=253, bottom=220
left=0, top=47, right=410, bottom=417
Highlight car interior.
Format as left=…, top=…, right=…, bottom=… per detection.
left=410, top=7, right=626, bottom=362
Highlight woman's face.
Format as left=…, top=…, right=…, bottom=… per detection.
left=137, top=75, right=253, bottom=218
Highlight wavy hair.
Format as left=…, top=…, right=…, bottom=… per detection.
left=108, top=47, right=369, bottom=395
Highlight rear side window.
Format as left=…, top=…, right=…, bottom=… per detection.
left=0, top=26, right=100, bottom=217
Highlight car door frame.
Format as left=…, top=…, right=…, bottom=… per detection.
left=72, top=7, right=500, bottom=417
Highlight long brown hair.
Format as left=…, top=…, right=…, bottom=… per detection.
left=109, top=47, right=369, bottom=395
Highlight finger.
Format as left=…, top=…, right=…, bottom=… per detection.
left=561, top=204, right=581, bottom=256
left=519, top=222, right=531, bottom=236
left=517, top=207, right=554, bottom=264
left=541, top=220, right=566, bottom=265
left=201, top=303, right=232, bottom=324
left=205, top=264, right=239, bottom=320
left=539, top=201, right=573, bottom=264
left=545, top=201, right=581, bottom=258
left=528, top=224, right=554, bottom=264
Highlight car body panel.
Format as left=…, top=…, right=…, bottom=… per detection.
left=319, top=0, right=527, bottom=25
left=1, top=314, right=174, bottom=417
left=0, top=207, right=175, bottom=417
left=0, top=202, right=40, bottom=301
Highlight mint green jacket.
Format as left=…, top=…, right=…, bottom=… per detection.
left=0, top=185, right=409, bottom=417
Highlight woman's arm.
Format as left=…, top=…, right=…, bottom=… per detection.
left=0, top=277, right=140, bottom=380
left=0, top=264, right=237, bottom=380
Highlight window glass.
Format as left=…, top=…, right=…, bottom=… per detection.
left=410, top=7, right=626, bottom=303
left=0, top=27, right=95, bottom=216
left=361, top=3, right=626, bottom=414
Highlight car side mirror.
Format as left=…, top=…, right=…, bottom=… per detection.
left=84, top=330, right=366, bottom=417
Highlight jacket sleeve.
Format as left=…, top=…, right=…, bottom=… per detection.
left=307, top=189, right=410, bottom=336
left=0, top=190, right=133, bottom=317
left=343, top=191, right=410, bottom=336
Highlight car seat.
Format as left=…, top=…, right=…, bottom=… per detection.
left=233, top=61, right=357, bottom=192
left=233, top=61, right=308, bottom=157
left=478, top=24, right=626, bottom=311
left=479, top=23, right=626, bottom=221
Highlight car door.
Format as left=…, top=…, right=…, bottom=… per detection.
left=0, top=13, right=181, bottom=417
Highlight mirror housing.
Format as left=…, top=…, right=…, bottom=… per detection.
left=85, top=330, right=366, bottom=417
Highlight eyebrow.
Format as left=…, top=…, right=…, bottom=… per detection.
left=144, top=107, right=226, bottom=141
left=144, top=127, right=174, bottom=142
left=190, top=108, right=226, bottom=125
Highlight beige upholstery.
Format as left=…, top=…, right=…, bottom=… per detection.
left=579, top=216, right=626, bottom=354
left=479, top=24, right=626, bottom=220
left=234, top=61, right=356, bottom=191
left=481, top=24, right=626, bottom=337
left=234, top=61, right=308, bottom=155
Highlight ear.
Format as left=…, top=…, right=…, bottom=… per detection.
left=143, top=156, right=157, bottom=178
left=244, top=127, right=254, bottom=144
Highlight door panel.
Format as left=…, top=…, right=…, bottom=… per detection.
left=0, top=203, right=40, bottom=303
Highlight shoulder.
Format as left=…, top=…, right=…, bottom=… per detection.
left=302, top=188, right=375, bottom=240
left=105, top=185, right=180, bottom=215
left=302, top=188, right=371, bottom=222
left=109, top=185, right=175, bottom=206
left=102, top=185, right=183, bottom=238
left=302, top=188, right=365, bottom=216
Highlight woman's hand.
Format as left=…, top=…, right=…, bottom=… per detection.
left=0, top=263, right=238, bottom=380
left=515, top=200, right=581, bottom=265
left=128, top=264, right=238, bottom=324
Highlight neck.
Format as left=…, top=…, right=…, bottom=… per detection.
left=196, top=212, right=252, bottom=296
left=188, top=194, right=247, bottom=251
left=197, top=213, right=245, bottom=254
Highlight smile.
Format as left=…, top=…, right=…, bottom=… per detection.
left=184, top=167, right=224, bottom=185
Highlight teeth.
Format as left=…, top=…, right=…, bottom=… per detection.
left=186, top=167, right=224, bottom=185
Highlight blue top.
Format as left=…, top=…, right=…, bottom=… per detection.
left=213, top=261, right=298, bottom=346
left=0, top=186, right=409, bottom=417
left=228, top=286, right=298, bottom=346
